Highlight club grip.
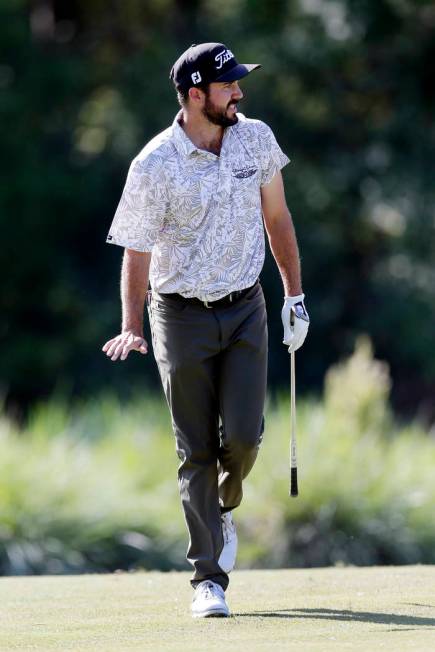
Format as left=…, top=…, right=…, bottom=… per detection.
left=290, top=467, right=298, bottom=497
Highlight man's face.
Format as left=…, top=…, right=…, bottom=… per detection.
left=201, top=80, right=244, bottom=127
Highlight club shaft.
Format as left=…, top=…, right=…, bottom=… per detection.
left=290, top=351, right=297, bottom=468
left=290, top=350, right=298, bottom=496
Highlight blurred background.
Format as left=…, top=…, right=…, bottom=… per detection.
left=1, top=0, right=434, bottom=575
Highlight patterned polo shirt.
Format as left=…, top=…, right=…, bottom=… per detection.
left=107, top=112, right=289, bottom=301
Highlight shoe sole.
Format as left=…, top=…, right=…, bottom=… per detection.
left=192, top=608, right=230, bottom=618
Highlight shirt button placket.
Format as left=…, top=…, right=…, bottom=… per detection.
left=218, top=157, right=232, bottom=202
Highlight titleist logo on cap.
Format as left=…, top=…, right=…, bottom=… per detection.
left=214, top=49, right=234, bottom=70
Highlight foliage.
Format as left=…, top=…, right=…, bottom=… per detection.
left=1, top=341, right=435, bottom=575
left=242, top=338, right=435, bottom=567
left=0, top=1, right=434, bottom=414
left=0, top=396, right=186, bottom=574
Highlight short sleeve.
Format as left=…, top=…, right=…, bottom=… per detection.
left=106, top=157, right=167, bottom=252
left=257, top=121, right=290, bottom=186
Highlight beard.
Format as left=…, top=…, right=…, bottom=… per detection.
left=202, top=95, right=239, bottom=127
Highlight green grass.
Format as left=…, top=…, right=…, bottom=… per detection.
left=1, top=567, right=435, bottom=651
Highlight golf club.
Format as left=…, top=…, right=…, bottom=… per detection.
left=290, top=349, right=298, bottom=496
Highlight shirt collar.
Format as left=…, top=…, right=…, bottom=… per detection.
left=171, top=110, right=238, bottom=159
left=172, top=111, right=199, bottom=157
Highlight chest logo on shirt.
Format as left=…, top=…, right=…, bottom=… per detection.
left=232, top=166, right=258, bottom=179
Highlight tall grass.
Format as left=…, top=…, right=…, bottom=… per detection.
left=1, top=338, right=434, bottom=575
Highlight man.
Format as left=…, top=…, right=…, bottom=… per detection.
left=102, top=42, right=309, bottom=618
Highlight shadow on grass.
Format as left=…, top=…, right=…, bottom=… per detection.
left=233, top=608, right=435, bottom=628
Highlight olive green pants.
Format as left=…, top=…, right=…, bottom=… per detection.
left=148, top=282, right=268, bottom=591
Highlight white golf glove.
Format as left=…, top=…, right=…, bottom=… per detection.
left=281, top=294, right=310, bottom=353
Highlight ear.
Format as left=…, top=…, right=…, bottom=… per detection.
left=188, top=86, right=205, bottom=104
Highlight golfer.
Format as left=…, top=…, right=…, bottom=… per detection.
left=103, top=42, right=309, bottom=618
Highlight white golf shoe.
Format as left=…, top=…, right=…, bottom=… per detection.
left=191, top=580, right=230, bottom=618
left=218, top=511, right=238, bottom=573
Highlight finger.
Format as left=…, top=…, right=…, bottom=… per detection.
left=120, top=343, right=133, bottom=361
left=106, top=341, right=119, bottom=357
left=134, top=336, right=147, bottom=350
left=102, top=338, right=117, bottom=353
left=120, top=337, right=143, bottom=361
left=111, top=339, right=128, bottom=361
left=107, top=339, right=124, bottom=358
left=120, top=339, right=148, bottom=360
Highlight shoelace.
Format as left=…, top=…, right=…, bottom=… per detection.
left=197, top=581, right=221, bottom=601
left=203, top=582, right=215, bottom=599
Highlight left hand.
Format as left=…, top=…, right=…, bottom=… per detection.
left=281, top=294, right=310, bottom=353
left=102, top=330, right=148, bottom=361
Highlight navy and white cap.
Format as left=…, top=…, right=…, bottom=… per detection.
left=170, top=42, right=261, bottom=91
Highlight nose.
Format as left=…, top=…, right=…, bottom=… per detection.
left=232, top=82, right=243, bottom=100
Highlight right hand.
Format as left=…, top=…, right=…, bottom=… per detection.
left=102, top=331, right=148, bottom=361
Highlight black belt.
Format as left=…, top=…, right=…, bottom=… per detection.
left=159, top=280, right=258, bottom=309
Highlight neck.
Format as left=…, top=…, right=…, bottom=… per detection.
left=180, top=110, right=224, bottom=156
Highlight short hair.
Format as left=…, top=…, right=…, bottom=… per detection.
left=176, top=83, right=210, bottom=108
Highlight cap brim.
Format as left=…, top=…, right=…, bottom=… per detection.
left=215, top=63, right=261, bottom=83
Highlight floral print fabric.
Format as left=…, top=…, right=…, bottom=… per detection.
left=107, top=112, right=289, bottom=301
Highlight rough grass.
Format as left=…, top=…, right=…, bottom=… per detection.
left=1, top=566, right=435, bottom=651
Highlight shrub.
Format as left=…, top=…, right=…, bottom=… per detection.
left=239, top=338, right=435, bottom=568
left=1, top=339, right=434, bottom=574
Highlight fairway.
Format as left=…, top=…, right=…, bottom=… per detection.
left=1, top=566, right=434, bottom=651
